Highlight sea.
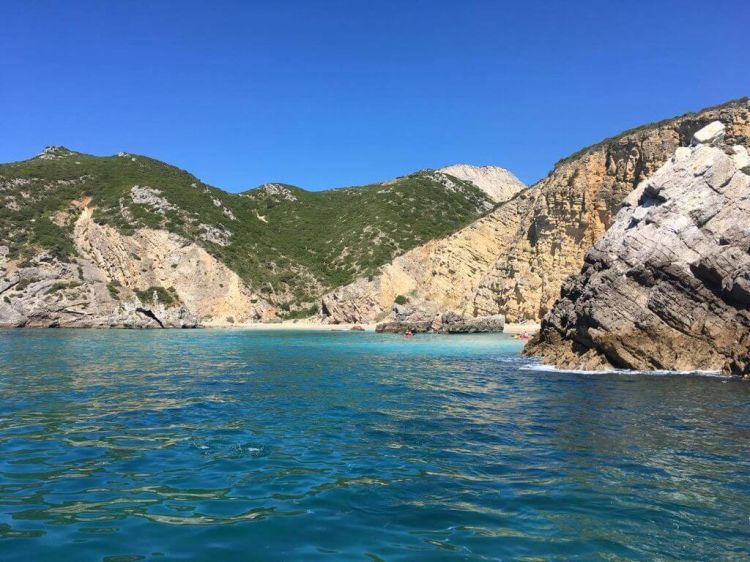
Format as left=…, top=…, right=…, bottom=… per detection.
left=0, top=329, right=748, bottom=560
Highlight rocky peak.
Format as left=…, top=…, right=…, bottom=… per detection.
left=437, top=164, right=525, bottom=203
left=256, top=183, right=299, bottom=202
left=36, top=146, right=76, bottom=160
left=525, top=121, right=750, bottom=376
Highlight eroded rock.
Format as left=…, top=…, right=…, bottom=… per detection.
left=525, top=122, right=750, bottom=376
left=0, top=206, right=273, bottom=328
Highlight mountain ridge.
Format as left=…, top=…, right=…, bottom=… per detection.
left=0, top=150, right=514, bottom=326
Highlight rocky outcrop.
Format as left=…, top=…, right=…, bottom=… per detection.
left=525, top=122, right=750, bottom=376
left=0, top=206, right=273, bottom=328
left=321, top=98, right=750, bottom=325
left=374, top=302, right=505, bottom=334
left=437, top=164, right=525, bottom=203
left=473, top=99, right=750, bottom=322
left=439, top=312, right=505, bottom=334
left=0, top=249, right=198, bottom=328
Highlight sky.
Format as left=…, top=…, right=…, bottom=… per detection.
left=1, top=0, right=748, bottom=191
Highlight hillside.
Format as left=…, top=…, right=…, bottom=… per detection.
left=321, top=97, right=750, bottom=324
left=0, top=150, right=519, bottom=326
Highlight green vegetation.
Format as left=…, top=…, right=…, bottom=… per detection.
left=394, top=295, right=408, bottom=305
left=135, top=286, right=179, bottom=306
left=48, top=280, right=81, bottom=293
left=278, top=303, right=319, bottom=320
left=14, top=278, right=35, bottom=291
left=107, top=280, right=121, bottom=299
left=0, top=147, right=495, bottom=308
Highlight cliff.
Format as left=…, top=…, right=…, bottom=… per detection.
left=525, top=122, right=750, bottom=376
left=0, top=149, right=505, bottom=327
left=321, top=98, right=750, bottom=325
left=0, top=203, right=273, bottom=327
left=436, top=164, right=525, bottom=203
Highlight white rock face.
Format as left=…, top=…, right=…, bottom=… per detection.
left=130, top=186, right=176, bottom=213
left=0, top=207, right=273, bottom=328
left=258, top=183, right=299, bottom=202
left=731, top=145, right=750, bottom=173
left=527, top=132, right=750, bottom=375
left=73, top=207, right=271, bottom=326
left=692, top=121, right=725, bottom=145
left=36, top=146, right=75, bottom=160
left=437, top=164, right=525, bottom=203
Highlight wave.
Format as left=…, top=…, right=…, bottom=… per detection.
left=519, top=362, right=725, bottom=378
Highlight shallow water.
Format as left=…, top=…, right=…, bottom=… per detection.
left=0, top=329, right=748, bottom=561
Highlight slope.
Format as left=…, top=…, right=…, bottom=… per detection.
left=320, top=97, right=750, bottom=324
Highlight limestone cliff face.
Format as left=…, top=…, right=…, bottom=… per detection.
left=320, top=189, right=536, bottom=323
left=437, top=164, right=525, bottom=203
left=525, top=122, right=750, bottom=376
left=0, top=206, right=273, bottom=328
left=473, top=99, right=750, bottom=321
left=321, top=99, right=750, bottom=324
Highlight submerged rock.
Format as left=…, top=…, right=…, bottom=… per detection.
left=525, top=122, right=750, bottom=376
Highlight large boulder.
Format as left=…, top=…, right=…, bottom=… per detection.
left=375, top=303, right=505, bottom=334
left=440, top=314, right=505, bottom=333
left=525, top=122, right=750, bottom=376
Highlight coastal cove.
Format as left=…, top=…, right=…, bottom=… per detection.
left=1, top=329, right=748, bottom=560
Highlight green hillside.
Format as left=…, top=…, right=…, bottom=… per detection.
left=0, top=147, right=494, bottom=314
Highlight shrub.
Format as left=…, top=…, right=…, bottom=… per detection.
left=48, top=281, right=80, bottom=293
left=135, top=286, right=179, bottom=306
left=15, top=278, right=34, bottom=291
left=107, top=282, right=120, bottom=299
left=394, top=294, right=408, bottom=305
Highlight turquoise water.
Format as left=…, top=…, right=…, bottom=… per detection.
left=0, top=329, right=748, bottom=561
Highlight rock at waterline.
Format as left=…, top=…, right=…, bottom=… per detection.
left=525, top=121, right=750, bottom=376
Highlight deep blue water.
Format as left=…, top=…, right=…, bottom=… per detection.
left=0, top=329, right=748, bottom=561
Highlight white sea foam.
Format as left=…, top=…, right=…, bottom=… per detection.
left=520, top=363, right=725, bottom=378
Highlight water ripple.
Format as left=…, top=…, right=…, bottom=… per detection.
left=0, top=329, right=748, bottom=561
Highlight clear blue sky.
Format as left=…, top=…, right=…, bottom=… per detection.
left=2, top=1, right=747, bottom=191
